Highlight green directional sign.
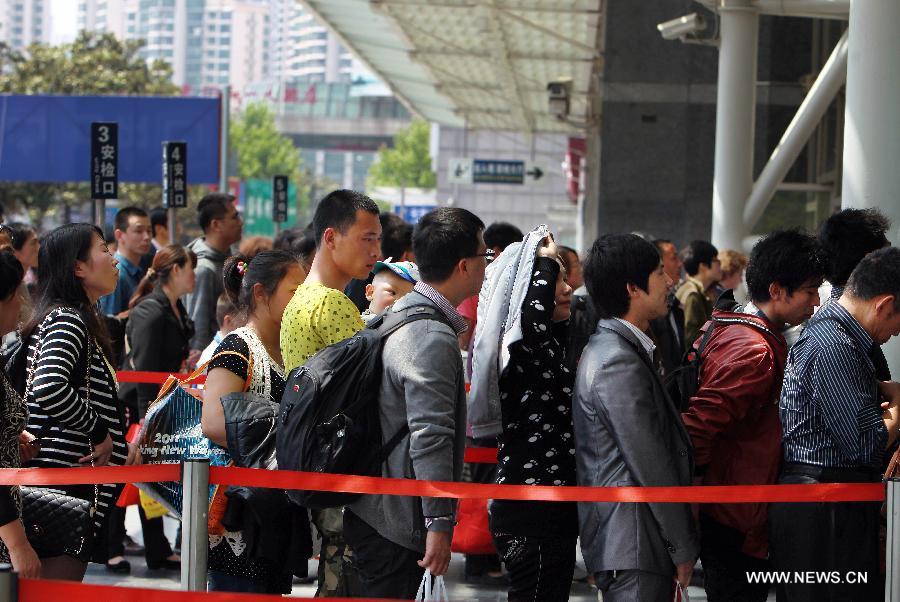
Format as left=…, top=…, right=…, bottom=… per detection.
left=243, top=179, right=299, bottom=236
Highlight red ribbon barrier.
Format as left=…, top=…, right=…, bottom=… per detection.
left=18, top=579, right=404, bottom=602
left=0, top=464, right=884, bottom=503
left=0, top=464, right=179, bottom=486
left=208, top=466, right=885, bottom=504
left=116, top=370, right=203, bottom=384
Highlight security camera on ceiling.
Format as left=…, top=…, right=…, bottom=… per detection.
left=657, top=13, right=707, bottom=41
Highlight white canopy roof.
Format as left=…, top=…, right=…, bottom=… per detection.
left=300, top=0, right=603, bottom=133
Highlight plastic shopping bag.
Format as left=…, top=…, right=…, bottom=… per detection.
left=137, top=351, right=250, bottom=520
left=139, top=490, right=169, bottom=519
left=674, top=581, right=691, bottom=602
left=415, top=571, right=449, bottom=602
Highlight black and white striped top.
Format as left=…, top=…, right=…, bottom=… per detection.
left=25, top=308, right=128, bottom=533
left=780, top=300, right=887, bottom=469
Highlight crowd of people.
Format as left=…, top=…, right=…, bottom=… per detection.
left=0, top=195, right=899, bottom=602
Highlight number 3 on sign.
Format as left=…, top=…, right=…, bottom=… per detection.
left=97, top=125, right=109, bottom=143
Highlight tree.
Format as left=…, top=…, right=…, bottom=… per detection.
left=0, top=32, right=180, bottom=224
left=366, top=118, right=436, bottom=207
left=229, top=102, right=309, bottom=217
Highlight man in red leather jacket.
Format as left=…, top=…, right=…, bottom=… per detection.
left=681, top=230, right=826, bottom=602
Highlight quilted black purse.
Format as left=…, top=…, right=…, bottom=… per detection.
left=19, top=486, right=95, bottom=561
left=19, top=309, right=98, bottom=562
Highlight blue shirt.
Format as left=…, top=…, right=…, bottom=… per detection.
left=780, top=300, right=888, bottom=469
left=99, top=253, right=145, bottom=316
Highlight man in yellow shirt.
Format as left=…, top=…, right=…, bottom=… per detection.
left=279, top=189, right=381, bottom=596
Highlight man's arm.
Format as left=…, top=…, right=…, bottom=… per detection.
left=187, top=266, right=215, bottom=350
left=395, top=326, right=460, bottom=518
left=682, top=344, right=777, bottom=469
left=593, top=351, right=699, bottom=565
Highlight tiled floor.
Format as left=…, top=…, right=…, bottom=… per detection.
left=82, top=509, right=777, bottom=600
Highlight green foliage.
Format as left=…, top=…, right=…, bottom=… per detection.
left=367, top=119, right=436, bottom=189
left=0, top=32, right=178, bottom=95
left=229, top=102, right=309, bottom=219
left=0, top=32, right=180, bottom=223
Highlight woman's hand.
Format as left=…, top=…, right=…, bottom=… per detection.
left=538, top=233, right=560, bottom=261
left=80, top=434, right=113, bottom=466
left=18, top=431, right=38, bottom=464
left=0, top=520, right=40, bottom=579
left=124, top=442, right=141, bottom=466
left=7, top=540, right=41, bottom=579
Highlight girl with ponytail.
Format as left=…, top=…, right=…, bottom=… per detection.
left=115, top=244, right=196, bottom=572
left=200, top=249, right=305, bottom=593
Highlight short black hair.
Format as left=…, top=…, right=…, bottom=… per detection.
left=413, top=207, right=485, bottom=283
left=197, top=193, right=235, bottom=232
left=114, top=206, right=148, bottom=232
left=380, top=212, right=406, bottom=232
left=681, top=240, right=719, bottom=276
left=381, top=222, right=413, bottom=261
left=847, top=247, right=900, bottom=311
left=745, top=229, right=826, bottom=302
left=483, top=222, right=523, bottom=252
left=149, top=207, right=168, bottom=237
left=818, top=208, right=890, bottom=287
left=215, top=292, right=238, bottom=328
left=0, top=247, right=24, bottom=301
left=5, top=222, right=35, bottom=251
left=312, top=189, right=379, bottom=247
left=584, top=233, right=661, bottom=319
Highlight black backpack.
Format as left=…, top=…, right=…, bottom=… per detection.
left=275, top=304, right=450, bottom=510
left=665, top=291, right=778, bottom=410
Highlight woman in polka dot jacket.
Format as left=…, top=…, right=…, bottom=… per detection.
left=489, top=234, right=578, bottom=602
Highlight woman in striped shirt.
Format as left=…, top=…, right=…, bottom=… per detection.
left=22, top=224, right=129, bottom=581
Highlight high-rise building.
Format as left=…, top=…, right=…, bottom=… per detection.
left=77, top=0, right=269, bottom=91
left=267, top=0, right=353, bottom=83
left=1, top=0, right=51, bottom=51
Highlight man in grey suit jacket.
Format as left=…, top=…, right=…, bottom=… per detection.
left=574, top=233, right=699, bottom=601
left=346, top=207, right=487, bottom=599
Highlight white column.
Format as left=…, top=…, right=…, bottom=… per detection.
left=711, top=1, right=759, bottom=251
left=841, top=0, right=900, bottom=377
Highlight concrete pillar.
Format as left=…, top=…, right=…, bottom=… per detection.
left=841, top=0, right=900, bottom=375
left=578, top=126, right=601, bottom=254
left=711, top=1, right=759, bottom=251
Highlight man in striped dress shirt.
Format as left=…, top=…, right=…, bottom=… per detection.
left=770, top=246, right=900, bottom=602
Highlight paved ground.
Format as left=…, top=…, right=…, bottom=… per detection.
left=82, top=508, right=777, bottom=600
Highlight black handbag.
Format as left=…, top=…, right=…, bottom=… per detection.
left=19, top=486, right=95, bottom=561
left=19, top=308, right=98, bottom=562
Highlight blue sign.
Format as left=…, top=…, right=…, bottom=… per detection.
left=473, top=159, right=525, bottom=184
left=0, top=94, right=220, bottom=184
left=396, top=205, right=434, bottom=224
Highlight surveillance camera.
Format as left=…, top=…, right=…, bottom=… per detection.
left=548, top=79, right=572, bottom=118
left=657, top=13, right=706, bottom=41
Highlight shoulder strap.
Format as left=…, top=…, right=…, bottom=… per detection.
left=153, top=350, right=252, bottom=403
left=378, top=304, right=452, bottom=339
left=196, top=350, right=253, bottom=389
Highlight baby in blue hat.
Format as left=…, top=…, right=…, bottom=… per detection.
left=361, top=258, right=421, bottom=324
